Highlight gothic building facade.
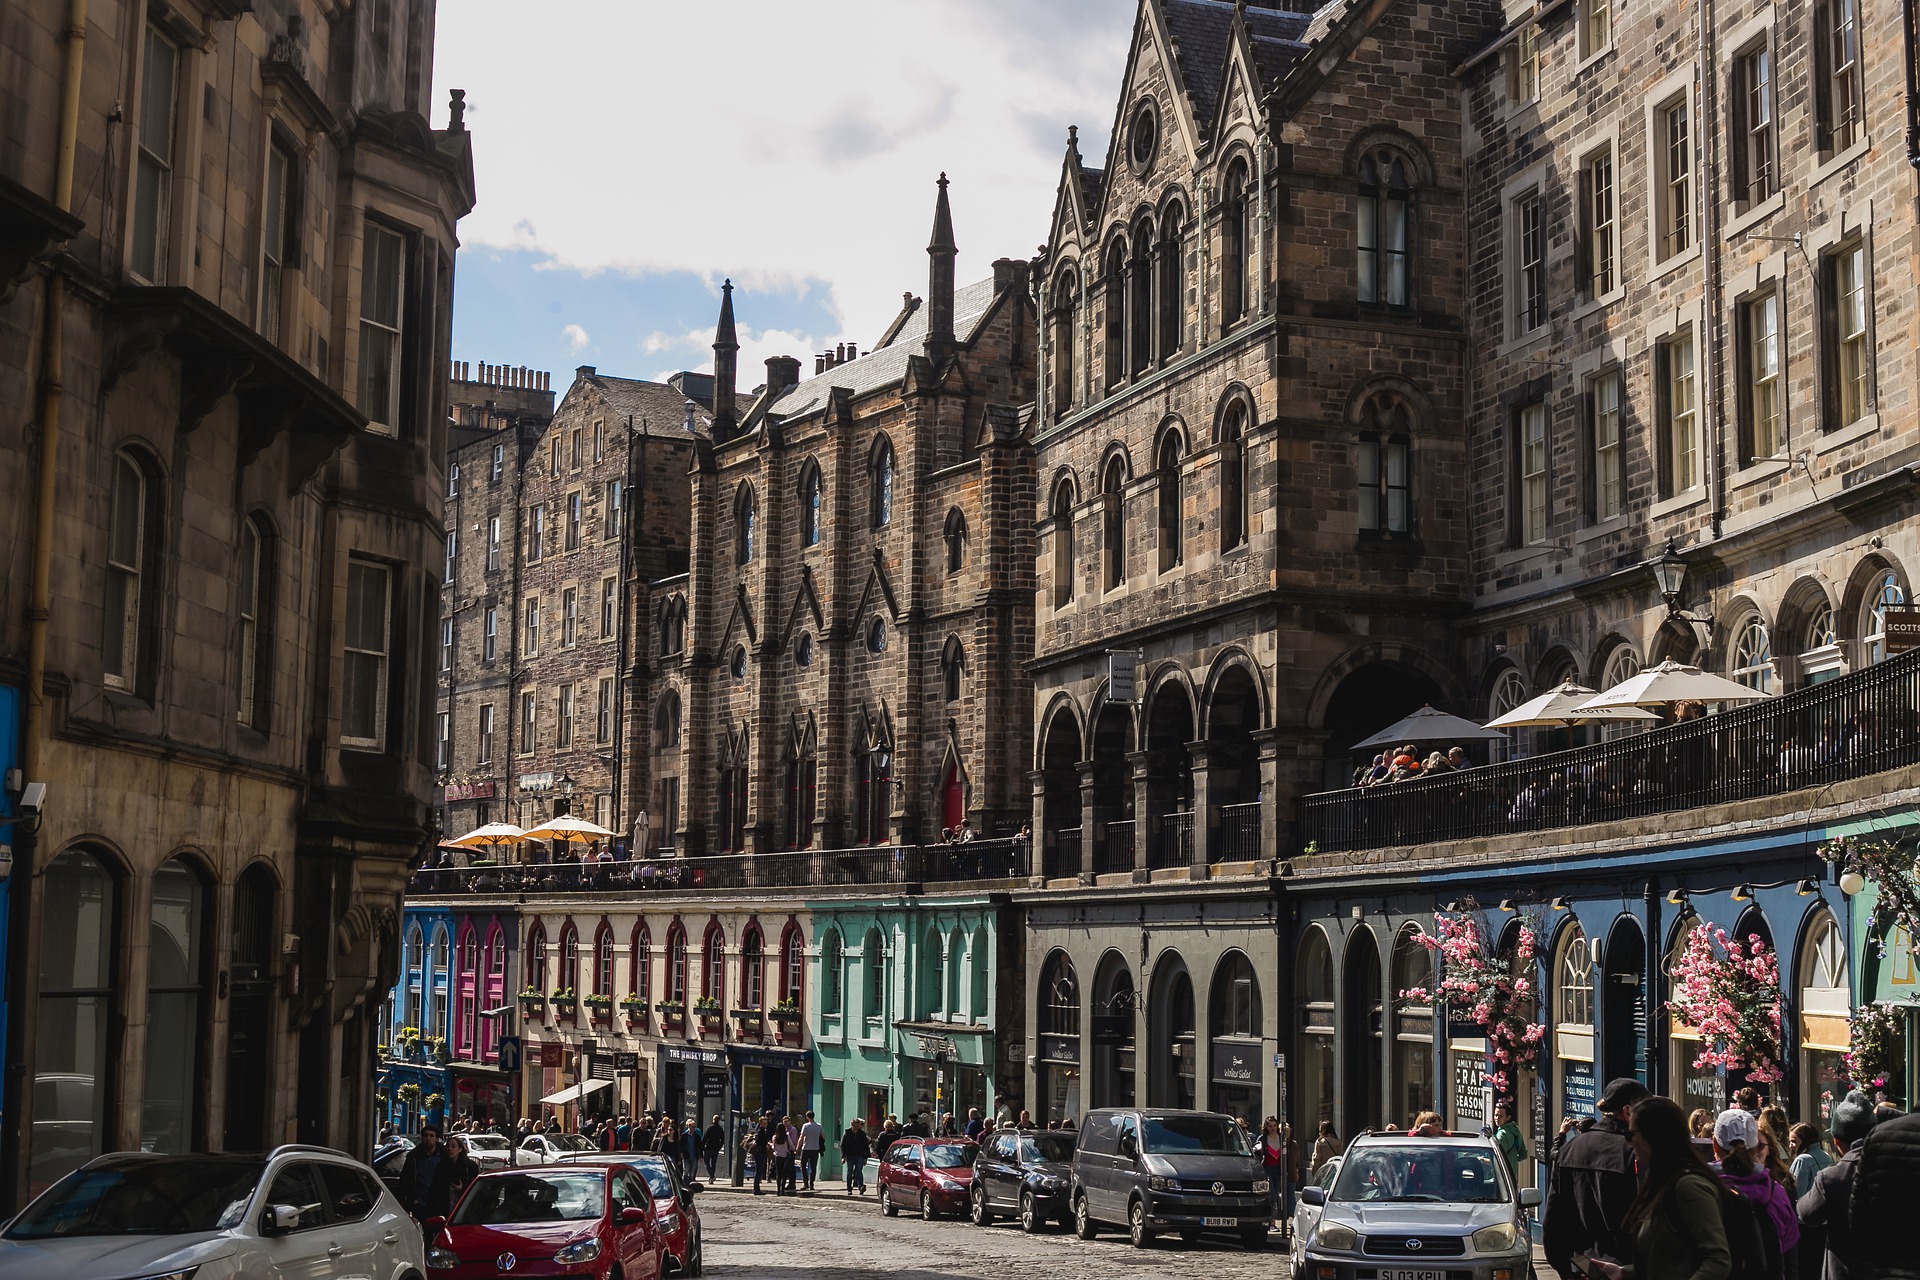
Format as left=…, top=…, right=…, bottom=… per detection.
left=662, top=179, right=1038, bottom=855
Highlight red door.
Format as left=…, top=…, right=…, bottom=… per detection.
left=942, top=768, right=964, bottom=833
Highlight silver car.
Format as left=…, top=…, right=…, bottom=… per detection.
left=1295, top=1134, right=1538, bottom=1280
left=1291, top=1155, right=1342, bottom=1267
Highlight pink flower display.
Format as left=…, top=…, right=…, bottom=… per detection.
left=1397, top=912, right=1545, bottom=1099
left=1665, top=923, right=1784, bottom=1085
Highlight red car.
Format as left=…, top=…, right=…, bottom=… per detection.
left=878, top=1136, right=977, bottom=1220
left=557, top=1151, right=704, bottom=1276
left=425, top=1163, right=665, bottom=1279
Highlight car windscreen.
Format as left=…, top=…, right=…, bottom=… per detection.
left=1021, top=1134, right=1077, bottom=1164
left=1141, top=1116, right=1251, bottom=1157
left=631, top=1163, right=676, bottom=1201
left=1330, top=1145, right=1508, bottom=1204
left=6, top=1160, right=265, bottom=1238
left=466, top=1136, right=510, bottom=1151
left=552, top=1134, right=599, bottom=1152
left=922, top=1143, right=974, bottom=1169
left=452, top=1171, right=607, bottom=1224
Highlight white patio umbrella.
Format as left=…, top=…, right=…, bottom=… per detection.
left=1575, top=660, right=1774, bottom=710
left=1484, top=682, right=1663, bottom=730
left=1352, top=705, right=1511, bottom=751
left=522, top=815, right=618, bottom=843
left=448, top=821, right=527, bottom=849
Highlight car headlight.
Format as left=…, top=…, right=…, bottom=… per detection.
left=1252, top=1178, right=1270, bottom=1194
left=425, top=1245, right=460, bottom=1270
left=1147, top=1175, right=1175, bottom=1191
left=1472, top=1223, right=1519, bottom=1253
left=657, top=1211, right=681, bottom=1231
left=1316, top=1223, right=1359, bottom=1251
left=555, top=1238, right=604, bottom=1264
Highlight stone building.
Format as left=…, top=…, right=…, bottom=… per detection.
left=1026, top=0, right=1496, bottom=889
left=665, top=178, right=1038, bottom=855
left=0, top=0, right=472, bottom=1201
left=436, top=362, right=698, bottom=849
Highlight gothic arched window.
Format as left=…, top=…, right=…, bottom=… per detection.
left=1102, top=455, right=1128, bottom=592
left=1357, top=146, right=1413, bottom=307
left=1156, top=430, right=1183, bottom=572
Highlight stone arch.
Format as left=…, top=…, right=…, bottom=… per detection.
left=1097, top=441, right=1134, bottom=490
left=1341, top=126, right=1438, bottom=188
left=1147, top=948, right=1197, bottom=1109
left=1153, top=414, right=1189, bottom=458
left=1308, top=641, right=1463, bottom=730
left=1211, top=382, right=1259, bottom=443
left=1340, top=922, right=1385, bottom=1137
left=1534, top=645, right=1582, bottom=690
left=1048, top=467, right=1081, bottom=511
left=1342, top=374, right=1435, bottom=432
left=1090, top=948, right=1137, bottom=1109
left=1199, top=646, right=1271, bottom=738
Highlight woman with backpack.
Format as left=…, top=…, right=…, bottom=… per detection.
left=1714, top=1108, right=1799, bottom=1280
left=1586, top=1096, right=1731, bottom=1280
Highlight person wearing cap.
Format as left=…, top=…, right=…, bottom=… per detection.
left=1711, top=1107, right=1798, bottom=1277
left=1544, top=1077, right=1650, bottom=1280
left=1841, top=1093, right=1920, bottom=1280
left=1796, top=1089, right=1875, bottom=1280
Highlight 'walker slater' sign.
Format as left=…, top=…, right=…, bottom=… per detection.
left=1212, top=1044, right=1259, bottom=1084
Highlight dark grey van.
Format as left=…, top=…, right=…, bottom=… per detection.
left=1069, top=1108, right=1269, bottom=1249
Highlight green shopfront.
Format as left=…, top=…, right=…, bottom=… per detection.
left=807, top=892, right=1013, bottom=1179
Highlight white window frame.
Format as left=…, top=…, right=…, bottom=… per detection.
left=519, top=691, right=537, bottom=754
left=237, top=517, right=263, bottom=723
left=131, top=23, right=179, bottom=285
left=260, top=139, right=294, bottom=343
left=1579, top=146, right=1618, bottom=301
left=478, top=703, right=495, bottom=763
left=597, top=678, right=614, bottom=744
left=524, top=597, right=539, bottom=656
left=600, top=577, right=616, bottom=637
left=483, top=607, right=497, bottom=663
left=1743, top=289, right=1784, bottom=464
left=440, top=617, right=453, bottom=672
left=1577, top=0, right=1612, bottom=62
left=1587, top=369, right=1624, bottom=523
left=487, top=516, right=501, bottom=571
left=558, top=684, right=574, bottom=749
left=1651, top=92, right=1695, bottom=265
left=357, top=220, right=407, bottom=435
left=1517, top=401, right=1550, bottom=546
left=341, top=558, right=392, bottom=750
left=1659, top=326, right=1700, bottom=497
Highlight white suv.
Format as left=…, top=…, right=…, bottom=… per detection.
left=0, top=1145, right=426, bottom=1280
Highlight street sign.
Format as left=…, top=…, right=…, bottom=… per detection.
left=498, top=1036, right=522, bottom=1073
left=1107, top=650, right=1140, bottom=704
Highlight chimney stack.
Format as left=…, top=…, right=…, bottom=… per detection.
left=713, top=279, right=739, bottom=435
left=925, top=173, right=958, bottom=364
left=765, top=355, right=802, bottom=398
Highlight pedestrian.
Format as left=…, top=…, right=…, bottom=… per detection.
left=378, top=1121, right=395, bottom=1145
left=702, top=1116, right=725, bottom=1183
left=1493, top=1100, right=1529, bottom=1175
left=683, top=1118, right=702, bottom=1173
left=877, top=1116, right=904, bottom=1160
left=1711, top=1108, right=1798, bottom=1280
left=615, top=1114, right=632, bottom=1152
left=938, top=1111, right=957, bottom=1138
left=799, top=1109, right=826, bottom=1191
left=443, top=1134, right=482, bottom=1209
left=964, top=1107, right=985, bottom=1142
left=771, top=1115, right=796, bottom=1194
left=1015, top=1109, right=1035, bottom=1131
left=1543, top=1076, right=1649, bottom=1280
left=841, top=1116, right=873, bottom=1195
left=1310, top=1120, right=1342, bottom=1177
left=1796, top=1089, right=1874, bottom=1280
left=747, top=1117, right=771, bottom=1195
left=904, top=1111, right=930, bottom=1138
left=1256, top=1116, right=1287, bottom=1231
left=1788, top=1124, right=1832, bottom=1200
left=397, top=1124, right=456, bottom=1221
left=1584, top=1096, right=1732, bottom=1280
left=1840, top=1093, right=1920, bottom=1280
left=1736, top=1087, right=1764, bottom=1116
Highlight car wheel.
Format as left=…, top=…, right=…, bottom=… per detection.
left=881, top=1184, right=899, bottom=1217
left=1020, top=1190, right=1043, bottom=1234
left=1239, top=1226, right=1267, bottom=1250
left=1074, top=1193, right=1099, bottom=1240
left=1128, top=1198, right=1153, bottom=1249
left=971, top=1183, right=992, bottom=1226
left=921, top=1189, right=937, bottom=1221
left=689, top=1231, right=702, bottom=1278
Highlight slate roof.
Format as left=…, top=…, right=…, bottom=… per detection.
left=572, top=372, right=707, bottom=436
left=762, top=277, right=1001, bottom=422
left=1160, top=0, right=1316, bottom=136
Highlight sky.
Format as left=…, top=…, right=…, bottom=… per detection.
left=431, top=2, right=1135, bottom=390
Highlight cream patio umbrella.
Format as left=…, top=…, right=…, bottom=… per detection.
left=448, top=821, right=527, bottom=849
left=1574, top=660, right=1774, bottom=710
left=1484, top=682, right=1663, bottom=729
left=521, top=815, right=618, bottom=843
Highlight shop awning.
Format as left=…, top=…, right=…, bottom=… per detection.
left=539, top=1079, right=612, bottom=1105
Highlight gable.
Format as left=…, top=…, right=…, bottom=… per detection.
left=853, top=551, right=902, bottom=625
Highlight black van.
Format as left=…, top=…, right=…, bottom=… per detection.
left=1069, top=1108, right=1269, bottom=1249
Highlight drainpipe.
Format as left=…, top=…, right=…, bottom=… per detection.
left=1906, top=0, right=1920, bottom=165
left=6, top=0, right=87, bottom=1213
left=1699, top=0, right=1728, bottom=541
left=1643, top=882, right=1662, bottom=1093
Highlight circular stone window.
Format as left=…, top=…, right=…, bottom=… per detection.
left=866, top=618, right=889, bottom=653
left=794, top=632, right=814, bottom=668
left=730, top=645, right=749, bottom=679
left=1127, top=100, right=1159, bottom=173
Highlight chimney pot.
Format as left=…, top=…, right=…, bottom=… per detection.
left=765, top=355, right=803, bottom=396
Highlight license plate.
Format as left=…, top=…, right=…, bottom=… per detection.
left=1380, top=1271, right=1444, bottom=1280
left=1202, top=1216, right=1237, bottom=1227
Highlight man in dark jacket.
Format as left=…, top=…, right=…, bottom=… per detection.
left=840, top=1118, right=873, bottom=1195
left=1544, top=1077, right=1648, bottom=1280
left=701, top=1117, right=725, bottom=1182
left=1846, top=1101, right=1920, bottom=1279
left=398, top=1125, right=457, bottom=1221
left=1798, top=1089, right=1875, bottom=1280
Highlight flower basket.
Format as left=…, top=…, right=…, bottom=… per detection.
left=1667, top=923, right=1784, bottom=1085
left=1398, top=910, right=1544, bottom=1098
left=520, top=992, right=547, bottom=1014
left=653, top=999, right=686, bottom=1020
left=586, top=994, right=614, bottom=1023
left=397, top=1082, right=422, bottom=1103
left=1850, top=1004, right=1904, bottom=1090
left=731, top=1008, right=765, bottom=1037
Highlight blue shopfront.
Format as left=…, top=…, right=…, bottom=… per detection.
left=729, top=1044, right=812, bottom=1122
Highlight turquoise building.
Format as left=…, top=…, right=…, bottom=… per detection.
left=807, top=891, right=1014, bottom=1178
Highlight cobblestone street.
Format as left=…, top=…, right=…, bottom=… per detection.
left=695, top=1184, right=1291, bottom=1280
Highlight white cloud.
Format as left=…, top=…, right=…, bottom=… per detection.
left=562, top=323, right=591, bottom=351
left=642, top=324, right=833, bottom=388
left=432, top=1, right=1129, bottom=362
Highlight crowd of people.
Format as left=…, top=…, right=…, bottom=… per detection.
left=1354, top=745, right=1474, bottom=787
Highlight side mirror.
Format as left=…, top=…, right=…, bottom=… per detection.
left=1299, top=1186, right=1326, bottom=1207
left=1519, top=1187, right=1542, bottom=1208
left=1118, top=1134, right=1138, bottom=1159
left=618, top=1206, right=648, bottom=1225
left=265, top=1204, right=302, bottom=1234
left=422, top=1216, right=448, bottom=1234
left=681, top=1181, right=701, bottom=1195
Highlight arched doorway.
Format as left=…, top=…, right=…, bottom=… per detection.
left=1321, top=661, right=1445, bottom=789
left=1552, top=920, right=1597, bottom=1134
left=1391, top=925, right=1436, bottom=1122
left=1341, top=928, right=1383, bottom=1138
left=1145, top=681, right=1195, bottom=869
left=1602, top=917, right=1647, bottom=1087
left=1800, top=908, right=1858, bottom=1119
left=1298, top=929, right=1336, bottom=1133
left=940, top=763, right=965, bottom=834
left=1091, top=951, right=1137, bottom=1109
left=1039, top=708, right=1083, bottom=879
left=1090, top=699, right=1134, bottom=874
left=1037, top=951, right=1082, bottom=1123
left=1208, top=951, right=1262, bottom=1123
left=1150, top=951, right=1197, bottom=1108
left=225, top=864, right=277, bottom=1151
left=1205, top=664, right=1264, bottom=860
left=144, top=857, right=209, bottom=1154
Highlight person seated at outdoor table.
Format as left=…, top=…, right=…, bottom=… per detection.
left=954, top=820, right=976, bottom=843
left=1508, top=777, right=1546, bottom=822
left=1445, top=746, right=1470, bottom=771
left=1357, top=754, right=1390, bottom=787
left=1422, top=750, right=1452, bottom=774
left=1778, top=735, right=1815, bottom=778
left=1387, top=752, right=1421, bottom=782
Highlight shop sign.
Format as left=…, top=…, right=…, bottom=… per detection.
left=701, top=1073, right=727, bottom=1098
left=1301, top=1008, right=1334, bottom=1030
left=1885, top=608, right=1920, bottom=654
left=1453, top=1054, right=1487, bottom=1128
left=1091, top=1012, right=1131, bottom=1044
left=588, top=1055, right=616, bottom=1081
left=521, top=771, right=557, bottom=792
left=1532, top=1080, right=1547, bottom=1151
left=1039, top=1035, right=1080, bottom=1064
left=1212, top=1043, right=1259, bottom=1084
left=1563, top=1059, right=1599, bottom=1118
left=539, top=1042, right=563, bottom=1068
left=912, top=1032, right=959, bottom=1060
left=613, top=1051, right=640, bottom=1071
left=663, top=1045, right=725, bottom=1066
left=444, top=780, right=497, bottom=802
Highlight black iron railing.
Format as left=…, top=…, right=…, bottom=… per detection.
left=1301, top=647, right=1920, bottom=855
left=1100, top=820, right=1137, bottom=875
left=1219, top=803, right=1263, bottom=860
left=1047, top=827, right=1082, bottom=879
left=1153, top=811, right=1194, bottom=869
left=409, top=839, right=1026, bottom=897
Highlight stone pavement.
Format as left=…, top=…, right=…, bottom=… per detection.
left=694, top=1181, right=1294, bottom=1279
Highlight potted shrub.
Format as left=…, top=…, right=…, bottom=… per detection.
left=551, top=986, right=578, bottom=1017
left=693, top=996, right=722, bottom=1034
left=654, top=997, right=686, bottom=1022
left=769, top=998, right=802, bottom=1040
left=426, top=1035, right=450, bottom=1064
left=520, top=986, right=546, bottom=1013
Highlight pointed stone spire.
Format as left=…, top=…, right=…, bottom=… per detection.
left=713, top=278, right=739, bottom=435
left=925, top=174, right=957, bottom=364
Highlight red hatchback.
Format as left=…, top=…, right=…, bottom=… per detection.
left=425, top=1163, right=664, bottom=1279
left=878, top=1137, right=977, bottom=1220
